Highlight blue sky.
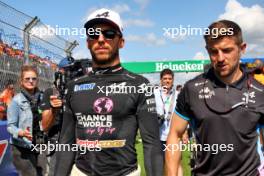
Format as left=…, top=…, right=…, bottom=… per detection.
left=1, top=0, right=264, bottom=64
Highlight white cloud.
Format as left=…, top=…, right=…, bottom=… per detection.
left=193, top=52, right=208, bottom=60
left=164, top=34, right=186, bottom=43
left=219, top=0, right=264, bottom=56
left=123, top=19, right=154, bottom=27
left=245, top=44, right=264, bottom=57
left=134, top=0, right=150, bottom=10
left=126, top=33, right=166, bottom=46
left=112, top=4, right=130, bottom=14
left=72, top=46, right=91, bottom=59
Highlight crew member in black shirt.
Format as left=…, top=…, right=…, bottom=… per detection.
left=166, top=20, right=264, bottom=176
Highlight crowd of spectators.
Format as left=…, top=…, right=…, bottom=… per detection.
left=0, top=38, right=58, bottom=71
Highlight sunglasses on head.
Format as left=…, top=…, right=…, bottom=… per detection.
left=88, top=29, right=121, bottom=40
left=24, top=77, right=37, bottom=82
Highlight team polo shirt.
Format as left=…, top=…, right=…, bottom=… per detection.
left=176, top=67, right=264, bottom=176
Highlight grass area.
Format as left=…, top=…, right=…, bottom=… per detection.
left=136, top=141, right=191, bottom=176
left=135, top=140, right=146, bottom=176
left=182, top=150, right=191, bottom=176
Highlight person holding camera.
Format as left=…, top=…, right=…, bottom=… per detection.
left=7, top=65, right=45, bottom=176
left=40, top=61, right=69, bottom=176
left=41, top=61, right=68, bottom=134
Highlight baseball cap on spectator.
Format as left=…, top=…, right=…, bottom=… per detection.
left=84, top=8, right=123, bottom=35
left=58, top=57, right=74, bottom=69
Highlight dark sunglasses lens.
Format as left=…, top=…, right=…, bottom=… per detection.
left=88, top=30, right=119, bottom=40
left=25, top=77, right=37, bottom=81
left=102, top=30, right=117, bottom=39
left=89, top=33, right=99, bottom=40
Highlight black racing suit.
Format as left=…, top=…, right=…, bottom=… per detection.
left=176, top=66, right=264, bottom=176
left=55, top=65, right=163, bottom=176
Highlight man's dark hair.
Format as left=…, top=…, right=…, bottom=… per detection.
left=160, top=69, right=174, bottom=79
left=204, top=20, right=243, bottom=46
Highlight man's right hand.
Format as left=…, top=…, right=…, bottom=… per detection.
left=50, top=95, right=62, bottom=108
left=42, top=95, right=62, bottom=132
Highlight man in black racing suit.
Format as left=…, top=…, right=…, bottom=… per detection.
left=55, top=8, right=163, bottom=176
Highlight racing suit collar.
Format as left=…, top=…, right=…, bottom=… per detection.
left=92, top=64, right=123, bottom=75
left=207, top=65, right=247, bottom=90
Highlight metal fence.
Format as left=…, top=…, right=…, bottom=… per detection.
left=0, top=54, right=55, bottom=91
left=0, top=1, right=78, bottom=92
left=0, top=1, right=78, bottom=62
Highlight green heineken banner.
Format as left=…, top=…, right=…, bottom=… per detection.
left=122, top=60, right=210, bottom=73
